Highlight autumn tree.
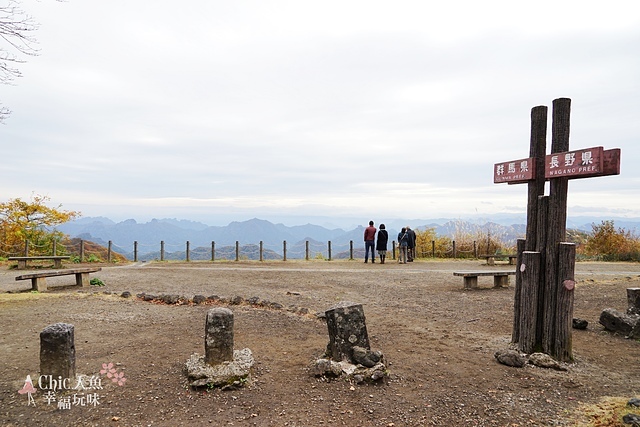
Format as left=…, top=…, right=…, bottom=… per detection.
left=584, top=220, right=640, bottom=261
left=0, top=194, right=80, bottom=257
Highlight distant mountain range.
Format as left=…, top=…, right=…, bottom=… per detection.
left=55, top=215, right=640, bottom=261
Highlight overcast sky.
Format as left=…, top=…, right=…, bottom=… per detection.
left=2, top=0, right=639, bottom=228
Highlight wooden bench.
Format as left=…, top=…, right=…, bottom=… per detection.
left=8, top=256, right=71, bottom=269
left=453, top=270, right=516, bottom=290
left=15, top=267, right=102, bottom=292
left=479, top=254, right=517, bottom=266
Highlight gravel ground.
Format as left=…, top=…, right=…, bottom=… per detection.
left=1, top=259, right=639, bottom=426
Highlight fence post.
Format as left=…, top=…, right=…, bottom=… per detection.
left=473, top=240, right=477, bottom=258
left=24, top=240, right=29, bottom=257
left=134, top=241, right=138, bottom=262
left=328, top=241, right=332, bottom=261
left=186, top=241, right=190, bottom=262
left=107, top=241, right=112, bottom=263
left=305, top=241, right=309, bottom=261
left=392, top=241, right=396, bottom=260
left=452, top=240, right=456, bottom=259
left=160, top=241, right=165, bottom=261
left=80, top=240, right=85, bottom=262
left=432, top=240, right=435, bottom=258
left=211, top=241, right=215, bottom=262
left=235, top=241, right=239, bottom=261
left=259, top=241, right=263, bottom=261
left=283, top=240, right=287, bottom=261
left=349, top=240, right=353, bottom=260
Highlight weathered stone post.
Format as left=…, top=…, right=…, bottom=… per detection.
left=186, top=308, right=254, bottom=388
left=205, top=308, right=234, bottom=366
left=40, top=323, right=75, bottom=380
left=627, top=288, right=640, bottom=315
left=325, top=301, right=370, bottom=362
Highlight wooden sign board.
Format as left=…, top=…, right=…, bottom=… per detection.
left=544, top=147, right=621, bottom=179
left=545, top=146, right=604, bottom=179
left=494, top=157, right=535, bottom=184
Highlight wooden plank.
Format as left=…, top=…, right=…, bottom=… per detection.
left=453, top=271, right=515, bottom=277
left=545, top=146, right=604, bottom=179
left=15, top=267, right=101, bottom=281
left=8, top=256, right=70, bottom=260
left=494, top=157, right=536, bottom=183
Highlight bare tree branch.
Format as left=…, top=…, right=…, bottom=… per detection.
left=0, top=0, right=42, bottom=123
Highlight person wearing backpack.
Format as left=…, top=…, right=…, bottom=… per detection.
left=397, top=227, right=408, bottom=264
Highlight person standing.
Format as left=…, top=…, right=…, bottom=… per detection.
left=397, top=227, right=408, bottom=264
left=376, top=223, right=389, bottom=264
left=406, top=226, right=417, bottom=262
left=364, top=220, right=377, bottom=263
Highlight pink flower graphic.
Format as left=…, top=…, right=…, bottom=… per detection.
left=112, top=371, right=127, bottom=386
left=100, top=362, right=126, bottom=386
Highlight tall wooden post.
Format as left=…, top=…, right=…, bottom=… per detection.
left=543, top=98, right=571, bottom=358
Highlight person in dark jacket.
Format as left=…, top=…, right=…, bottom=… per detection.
left=397, top=227, right=408, bottom=264
left=406, top=226, right=416, bottom=262
left=376, top=223, right=389, bottom=264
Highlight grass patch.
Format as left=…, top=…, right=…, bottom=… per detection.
left=571, top=396, right=640, bottom=426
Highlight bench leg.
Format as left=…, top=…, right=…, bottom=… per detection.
left=463, top=276, right=478, bottom=290
left=54, top=259, right=62, bottom=268
left=76, top=273, right=90, bottom=287
left=31, top=277, right=48, bottom=292
left=18, top=260, right=27, bottom=269
left=494, top=275, right=510, bottom=288
left=486, top=257, right=495, bottom=266
left=509, top=257, right=516, bottom=265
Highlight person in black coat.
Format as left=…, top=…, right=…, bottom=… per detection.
left=375, top=224, right=389, bottom=264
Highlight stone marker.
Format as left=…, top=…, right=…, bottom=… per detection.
left=185, top=308, right=253, bottom=388
left=205, top=307, right=234, bottom=366
left=325, top=301, right=370, bottom=363
left=40, top=323, right=75, bottom=380
left=627, top=288, right=640, bottom=316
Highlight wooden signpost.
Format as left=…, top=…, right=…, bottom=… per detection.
left=494, top=98, right=621, bottom=362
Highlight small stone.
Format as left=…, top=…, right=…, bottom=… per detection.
left=528, top=353, right=568, bottom=371
left=628, top=398, right=640, bottom=407
left=572, top=318, right=588, bottom=329
left=494, top=349, right=526, bottom=368
left=193, top=295, right=206, bottom=305
left=120, top=291, right=131, bottom=298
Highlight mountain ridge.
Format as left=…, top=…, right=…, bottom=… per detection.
left=56, top=215, right=640, bottom=259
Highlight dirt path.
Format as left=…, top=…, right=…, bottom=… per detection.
left=1, top=259, right=639, bottom=426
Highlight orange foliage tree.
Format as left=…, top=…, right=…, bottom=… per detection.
left=584, top=220, right=640, bottom=261
left=0, top=194, right=80, bottom=256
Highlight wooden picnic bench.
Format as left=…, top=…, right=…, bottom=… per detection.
left=479, top=254, right=517, bottom=266
left=453, top=270, right=516, bottom=290
left=15, top=267, right=102, bottom=292
left=8, top=256, right=71, bottom=269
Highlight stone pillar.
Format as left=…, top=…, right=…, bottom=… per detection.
left=205, top=308, right=234, bottom=366
left=40, top=323, right=76, bottom=380
left=627, top=288, right=640, bottom=315
left=325, top=301, right=370, bottom=363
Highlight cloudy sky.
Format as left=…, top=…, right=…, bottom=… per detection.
left=2, top=0, right=639, bottom=227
